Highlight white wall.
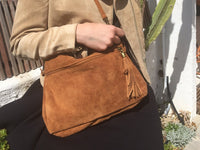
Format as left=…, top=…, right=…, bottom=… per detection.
left=0, top=69, right=40, bottom=107
left=147, top=0, right=196, bottom=117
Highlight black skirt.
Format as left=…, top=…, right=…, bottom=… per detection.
left=0, top=79, right=164, bottom=150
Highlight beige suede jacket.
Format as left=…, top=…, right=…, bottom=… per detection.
left=10, top=0, right=150, bottom=83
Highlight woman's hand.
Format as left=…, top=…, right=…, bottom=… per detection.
left=76, top=23, right=125, bottom=51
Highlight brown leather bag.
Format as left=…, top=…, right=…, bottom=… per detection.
left=42, top=0, right=148, bottom=137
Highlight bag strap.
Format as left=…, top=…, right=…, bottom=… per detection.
left=94, top=0, right=110, bottom=24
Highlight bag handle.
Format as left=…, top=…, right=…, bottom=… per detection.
left=94, top=0, right=110, bottom=24
left=94, top=0, right=127, bottom=51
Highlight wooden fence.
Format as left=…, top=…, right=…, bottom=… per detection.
left=0, top=0, right=41, bottom=80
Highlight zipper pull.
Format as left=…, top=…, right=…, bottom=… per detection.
left=117, top=47, right=126, bottom=58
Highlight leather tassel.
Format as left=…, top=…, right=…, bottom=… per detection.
left=124, top=57, right=142, bottom=100
left=133, top=80, right=142, bottom=98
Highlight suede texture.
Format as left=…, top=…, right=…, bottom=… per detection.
left=42, top=44, right=147, bottom=137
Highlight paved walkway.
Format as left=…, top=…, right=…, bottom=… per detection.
left=184, top=115, right=200, bottom=150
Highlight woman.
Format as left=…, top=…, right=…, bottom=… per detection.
left=0, top=0, right=164, bottom=149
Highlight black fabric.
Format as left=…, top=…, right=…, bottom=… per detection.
left=0, top=80, right=164, bottom=150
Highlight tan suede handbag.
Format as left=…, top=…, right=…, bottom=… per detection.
left=42, top=0, right=148, bottom=137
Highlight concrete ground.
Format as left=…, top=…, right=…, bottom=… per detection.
left=184, top=115, right=200, bottom=150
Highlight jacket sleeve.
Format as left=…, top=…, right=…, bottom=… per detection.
left=10, top=0, right=77, bottom=60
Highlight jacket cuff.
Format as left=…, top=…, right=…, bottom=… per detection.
left=55, top=23, right=78, bottom=53
left=38, top=23, right=78, bottom=58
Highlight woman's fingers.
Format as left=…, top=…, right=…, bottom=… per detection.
left=76, top=23, right=125, bottom=51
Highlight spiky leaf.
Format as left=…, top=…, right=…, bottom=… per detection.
left=145, top=0, right=176, bottom=49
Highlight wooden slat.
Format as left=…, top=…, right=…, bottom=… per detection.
left=29, top=60, right=37, bottom=70
left=13, top=0, right=17, bottom=6
left=36, top=59, right=42, bottom=68
left=1, top=0, right=25, bottom=74
left=23, top=59, right=31, bottom=72
left=0, top=27, right=12, bottom=77
left=0, top=3, right=19, bottom=75
left=0, top=55, right=6, bottom=80
left=7, top=0, right=15, bottom=21
left=1, top=0, right=12, bottom=34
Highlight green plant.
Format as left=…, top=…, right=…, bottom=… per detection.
left=164, top=141, right=176, bottom=150
left=138, top=0, right=145, bottom=9
left=164, top=122, right=179, bottom=133
left=0, top=129, right=9, bottom=150
left=145, top=0, right=176, bottom=49
left=163, top=123, right=196, bottom=149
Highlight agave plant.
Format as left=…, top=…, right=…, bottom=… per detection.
left=144, top=0, right=176, bottom=49
left=164, top=123, right=196, bottom=148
